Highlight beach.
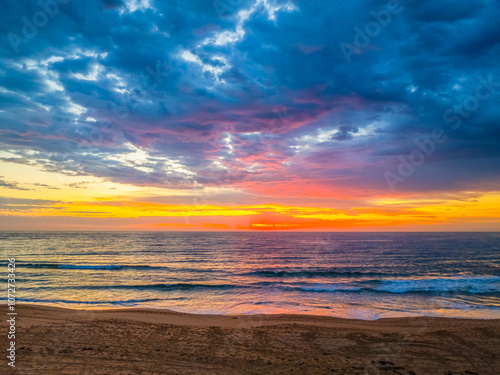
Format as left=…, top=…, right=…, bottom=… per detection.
left=3, top=304, right=500, bottom=374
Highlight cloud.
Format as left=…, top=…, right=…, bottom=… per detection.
left=0, top=177, right=33, bottom=190
left=0, top=0, right=499, bottom=199
left=0, top=197, right=60, bottom=211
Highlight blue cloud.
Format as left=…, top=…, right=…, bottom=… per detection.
left=0, top=0, right=499, bottom=195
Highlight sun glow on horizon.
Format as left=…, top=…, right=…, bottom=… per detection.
left=1, top=163, right=499, bottom=231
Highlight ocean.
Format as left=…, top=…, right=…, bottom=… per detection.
left=2, top=232, right=500, bottom=320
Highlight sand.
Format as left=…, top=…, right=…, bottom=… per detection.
left=2, top=304, right=500, bottom=374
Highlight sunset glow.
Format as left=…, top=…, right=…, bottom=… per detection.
left=1, top=0, right=500, bottom=231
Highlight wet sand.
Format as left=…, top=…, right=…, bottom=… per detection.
left=2, top=304, right=500, bottom=374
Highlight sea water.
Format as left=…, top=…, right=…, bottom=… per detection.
left=1, top=232, right=499, bottom=320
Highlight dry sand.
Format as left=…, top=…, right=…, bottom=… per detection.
left=2, top=304, right=500, bottom=374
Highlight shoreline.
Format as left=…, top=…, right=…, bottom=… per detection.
left=9, top=302, right=500, bottom=321
left=3, top=304, right=500, bottom=374
left=11, top=302, right=500, bottom=323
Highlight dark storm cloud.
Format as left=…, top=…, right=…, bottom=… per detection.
left=0, top=0, right=499, bottom=194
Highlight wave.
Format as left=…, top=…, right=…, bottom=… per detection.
left=19, top=278, right=499, bottom=295
left=117, top=283, right=241, bottom=291
left=16, top=263, right=160, bottom=270
left=52, top=283, right=244, bottom=291
left=52, top=277, right=500, bottom=294
left=245, top=270, right=394, bottom=278
left=371, top=276, right=500, bottom=294
left=16, top=297, right=162, bottom=305
left=287, top=276, right=500, bottom=295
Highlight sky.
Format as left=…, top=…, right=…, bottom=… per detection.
left=0, top=0, right=499, bottom=231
